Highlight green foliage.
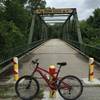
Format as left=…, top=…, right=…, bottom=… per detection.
left=93, top=9, right=100, bottom=28
left=0, top=0, right=31, bottom=52
left=27, top=0, right=46, bottom=12
left=25, top=0, right=46, bottom=16
left=0, top=1, right=28, bottom=59
left=80, top=8, right=100, bottom=45
left=4, top=0, right=31, bottom=32
left=0, top=0, right=47, bottom=63
left=0, top=20, right=26, bottom=55
left=48, top=24, right=62, bottom=38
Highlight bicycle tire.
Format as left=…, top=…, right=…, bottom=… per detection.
left=58, top=75, right=83, bottom=100
left=15, top=75, right=39, bottom=100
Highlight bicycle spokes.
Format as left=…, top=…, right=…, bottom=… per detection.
left=15, top=76, right=39, bottom=100
left=58, top=75, right=83, bottom=100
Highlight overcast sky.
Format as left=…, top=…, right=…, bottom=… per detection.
left=46, top=0, right=100, bottom=20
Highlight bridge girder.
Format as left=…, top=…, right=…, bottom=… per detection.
left=34, top=8, right=75, bottom=15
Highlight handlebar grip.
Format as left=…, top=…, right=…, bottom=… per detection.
left=32, top=61, right=36, bottom=64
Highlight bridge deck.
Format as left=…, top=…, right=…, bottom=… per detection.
left=20, top=39, right=100, bottom=79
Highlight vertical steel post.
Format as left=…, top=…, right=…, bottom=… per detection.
left=74, top=10, right=83, bottom=44
left=37, top=16, right=39, bottom=40
left=65, top=22, right=67, bottom=40
left=45, top=26, right=48, bottom=40
left=38, top=15, right=43, bottom=41
left=44, top=25, right=48, bottom=40
left=64, top=25, right=66, bottom=40
left=66, top=22, right=69, bottom=41
left=40, top=21, right=42, bottom=40
left=44, top=24, right=48, bottom=40
left=44, top=25, right=46, bottom=40
left=42, top=22, right=45, bottom=40
left=68, top=18, right=71, bottom=41
left=64, top=23, right=67, bottom=41
left=73, top=18, right=76, bottom=36
left=62, top=26, right=65, bottom=40
left=72, top=18, right=74, bottom=35
left=41, top=23, right=44, bottom=40
left=28, top=14, right=36, bottom=44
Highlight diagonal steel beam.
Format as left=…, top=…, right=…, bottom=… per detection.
left=62, top=8, right=75, bottom=28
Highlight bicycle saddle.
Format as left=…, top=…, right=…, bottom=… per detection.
left=57, top=62, right=67, bottom=66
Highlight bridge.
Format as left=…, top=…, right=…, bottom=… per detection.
left=0, top=7, right=100, bottom=100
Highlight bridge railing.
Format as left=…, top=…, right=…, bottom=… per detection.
left=0, top=40, right=45, bottom=67
left=66, top=40, right=100, bottom=62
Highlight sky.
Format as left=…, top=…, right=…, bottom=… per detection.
left=46, top=0, right=100, bottom=20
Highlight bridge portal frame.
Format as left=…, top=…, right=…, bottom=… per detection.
left=28, top=8, right=83, bottom=44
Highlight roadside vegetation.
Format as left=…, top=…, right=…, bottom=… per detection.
left=0, top=0, right=46, bottom=63
left=80, top=8, right=100, bottom=47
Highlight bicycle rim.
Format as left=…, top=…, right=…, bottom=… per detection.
left=15, top=76, right=39, bottom=100
left=58, top=75, right=83, bottom=100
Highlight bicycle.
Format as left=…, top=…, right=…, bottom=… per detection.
left=15, top=59, right=83, bottom=100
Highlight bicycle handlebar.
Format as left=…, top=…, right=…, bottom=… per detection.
left=32, top=59, right=67, bottom=67
left=32, top=59, right=39, bottom=65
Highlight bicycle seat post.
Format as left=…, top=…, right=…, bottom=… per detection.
left=56, top=62, right=67, bottom=78
left=56, top=65, right=62, bottom=78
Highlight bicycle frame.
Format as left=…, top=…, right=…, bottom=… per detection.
left=32, top=65, right=58, bottom=89
left=31, top=64, right=71, bottom=90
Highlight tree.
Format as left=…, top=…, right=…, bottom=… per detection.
left=0, top=20, right=25, bottom=48
left=29, top=0, right=46, bottom=8
left=0, top=0, right=31, bottom=57
left=80, top=8, right=100, bottom=45
left=93, top=8, right=100, bottom=28
left=87, top=16, right=93, bottom=26
left=4, top=0, right=31, bottom=31
left=0, top=2, right=5, bottom=21
left=26, top=0, right=46, bottom=13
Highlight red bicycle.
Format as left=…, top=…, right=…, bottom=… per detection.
left=15, top=59, right=83, bottom=100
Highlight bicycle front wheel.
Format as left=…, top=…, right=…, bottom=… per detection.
left=58, top=75, right=83, bottom=100
left=15, top=75, right=39, bottom=100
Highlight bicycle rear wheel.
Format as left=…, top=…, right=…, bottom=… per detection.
left=58, top=75, right=83, bottom=100
left=15, top=75, right=39, bottom=100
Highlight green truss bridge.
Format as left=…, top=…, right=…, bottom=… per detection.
left=0, top=8, right=99, bottom=69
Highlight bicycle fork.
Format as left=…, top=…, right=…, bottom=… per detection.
left=26, top=71, right=36, bottom=89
